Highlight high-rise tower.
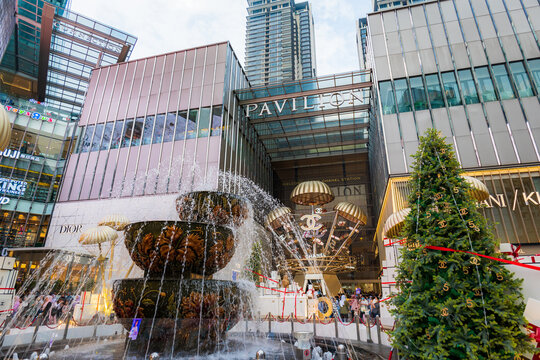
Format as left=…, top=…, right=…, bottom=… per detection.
left=245, top=0, right=316, bottom=86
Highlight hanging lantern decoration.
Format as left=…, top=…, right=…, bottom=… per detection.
left=264, top=207, right=292, bottom=230
left=0, top=106, right=12, bottom=152
left=334, top=202, right=367, bottom=225
left=98, top=214, right=130, bottom=231
left=290, top=181, right=334, bottom=206
left=383, top=207, right=411, bottom=239
left=79, top=226, right=118, bottom=245
left=461, top=176, right=489, bottom=202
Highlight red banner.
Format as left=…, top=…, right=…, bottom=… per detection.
left=425, top=245, right=540, bottom=272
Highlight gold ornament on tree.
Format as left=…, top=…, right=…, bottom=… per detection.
left=466, top=299, right=475, bottom=308
left=441, top=307, right=449, bottom=316
left=442, top=283, right=449, bottom=291
left=438, top=260, right=447, bottom=269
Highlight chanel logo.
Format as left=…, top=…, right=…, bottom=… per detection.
left=300, top=214, right=322, bottom=231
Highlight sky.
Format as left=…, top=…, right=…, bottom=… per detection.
left=71, top=0, right=372, bottom=77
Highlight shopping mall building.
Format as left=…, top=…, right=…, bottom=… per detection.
left=1, top=0, right=536, bottom=294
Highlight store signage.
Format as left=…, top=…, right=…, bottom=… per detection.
left=59, top=224, right=83, bottom=234
left=244, top=89, right=365, bottom=117
left=54, top=21, right=123, bottom=53
left=0, top=149, right=41, bottom=162
left=0, top=197, right=9, bottom=205
left=300, top=214, right=322, bottom=231
left=4, top=105, right=53, bottom=122
left=0, top=178, right=27, bottom=196
left=481, top=191, right=540, bottom=210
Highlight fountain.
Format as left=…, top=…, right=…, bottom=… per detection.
left=112, top=191, right=251, bottom=356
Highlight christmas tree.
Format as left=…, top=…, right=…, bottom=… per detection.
left=390, top=129, right=534, bottom=359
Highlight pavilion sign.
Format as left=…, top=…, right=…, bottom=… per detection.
left=244, top=88, right=366, bottom=118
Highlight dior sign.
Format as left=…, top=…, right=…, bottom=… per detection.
left=244, top=89, right=365, bottom=118
left=59, top=224, right=83, bottom=234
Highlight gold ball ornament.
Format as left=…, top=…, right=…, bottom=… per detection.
left=0, top=105, right=12, bottom=152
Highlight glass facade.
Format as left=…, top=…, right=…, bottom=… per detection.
left=379, top=61, right=539, bottom=115
left=0, top=0, right=137, bottom=117
left=58, top=43, right=273, bottom=202
left=0, top=94, right=79, bottom=248
left=0, top=0, right=16, bottom=61
left=245, top=0, right=316, bottom=86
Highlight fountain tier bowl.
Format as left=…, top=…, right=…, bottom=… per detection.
left=176, top=191, right=249, bottom=226
left=124, top=221, right=235, bottom=276
left=113, top=279, right=246, bottom=353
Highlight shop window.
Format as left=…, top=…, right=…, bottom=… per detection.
left=142, top=115, right=154, bottom=145
left=441, top=72, right=462, bottom=106
left=80, top=125, right=94, bottom=153
left=101, top=122, right=113, bottom=151
left=509, top=61, right=533, bottom=98
left=91, top=123, right=104, bottom=152
left=198, top=107, right=211, bottom=138
left=394, top=79, right=412, bottom=113
left=186, top=109, right=198, bottom=139
left=163, top=113, right=175, bottom=143
left=492, top=64, right=515, bottom=100
left=153, top=114, right=165, bottom=144
left=111, top=120, right=124, bottom=149
left=409, top=76, right=428, bottom=110
left=175, top=111, right=188, bottom=141
left=425, top=74, right=444, bottom=109
left=211, top=106, right=222, bottom=136
left=475, top=66, right=497, bottom=102
left=457, top=69, right=479, bottom=104
left=131, top=117, right=144, bottom=146
left=529, top=59, right=540, bottom=92
left=122, top=119, right=134, bottom=148
left=379, top=81, right=396, bottom=114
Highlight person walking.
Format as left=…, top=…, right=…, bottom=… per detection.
left=350, top=295, right=360, bottom=319
left=339, top=295, right=350, bottom=322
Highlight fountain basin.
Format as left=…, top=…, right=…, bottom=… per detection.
left=176, top=191, right=249, bottom=226
left=113, top=279, right=247, bottom=353
left=124, top=221, right=235, bottom=276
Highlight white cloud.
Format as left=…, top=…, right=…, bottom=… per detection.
left=71, top=0, right=371, bottom=76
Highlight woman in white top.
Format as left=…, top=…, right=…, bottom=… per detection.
left=360, top=296, right=369, bottom=320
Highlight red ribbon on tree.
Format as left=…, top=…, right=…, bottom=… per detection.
left=425, top=245, right=540, bottom=272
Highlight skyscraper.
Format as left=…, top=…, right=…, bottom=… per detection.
left=373, top=0, right=429, bottom=11
left=245, top=0, right=316, bottom=86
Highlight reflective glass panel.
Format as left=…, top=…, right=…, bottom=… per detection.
left=394, top=79, right=411, bottom=113
left=131, top=118, right=144, bottom=146
left=101, top=122, right=113, bottom=150
left=174, top=111, right=187, bottom=141
left=509, top=61, right=533, bottom=98
left=379, top=81, right=395, bottom=114
left=122, top=119, right=134, bottom=147
left=80, top=126, right=93, bottom=153
left=91, top=123, right=104, bottom=152
left=529, top=59, right=540, bottom=91
left=211, top=106, right=222, bottom=136
left=475, top=67, right=497, bottom=102
left=492, top=64, right=515, bottom=100
left=142, top=116, right=154, bottom=145
left=186, top=109, right=198, bottom=139
left=153, top=114, right=165, bottom=144
left=163, top=113, right=175, bottom=142
left=198, top=107, right=211, bottom=138
left=425, top=74, right=444, bottom=108
left=111, top=120, right=124, bottom=149
left=457, top=69, right=479, bottom=104
left=410, top=76, right=428, bottom=110
left=441, top=72, right=462, bottom=106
